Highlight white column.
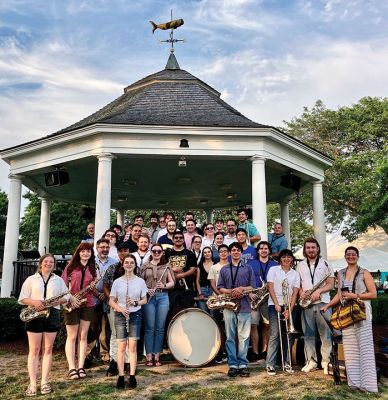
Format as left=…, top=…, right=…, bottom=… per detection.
left=205, top=209, right=214, bottom=223
left=1, top=174, right=23, bottom=297
left=280, top=201, right=291, bottom=249
left=251, top=156, right=268, bottom=241
left=312, top=180, right=327, bottom=259
left=38, top=196, right=51, bottom=255
left=116, top=209, right=125, bottom=227
left=94, top=153, right=114, bottom=241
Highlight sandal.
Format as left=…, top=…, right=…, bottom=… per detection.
left=77, top=368, right=87, bottom=378
left=154, top=360, right=162, bottom=367
left=25, top=384, right=37, bottom=397
left=145, top=358, right=154, bottom=367
left=68, top=369, right=79, bottom=380
left=40, top=382, right=52, bottom=395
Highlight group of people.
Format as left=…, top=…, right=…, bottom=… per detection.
left=18, top=209, right=378, bottom=395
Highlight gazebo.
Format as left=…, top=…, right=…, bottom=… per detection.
left=0, top=52, right=332, bottom=297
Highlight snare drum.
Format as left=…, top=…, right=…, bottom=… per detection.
left=167, top=308, right=221, bottom=367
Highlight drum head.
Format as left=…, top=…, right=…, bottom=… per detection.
left=167, top=308, right=221, bottom=367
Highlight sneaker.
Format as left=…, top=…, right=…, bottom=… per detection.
left=284, top=364, right=294, bottom=373
left=227, top=368, right=239, bottom=378
left=248, top=352, right=260, bottom=363
left=259, top=351, right=267, bottom=360
left=301, top=361, right=318, bottom=373
left=266, top=366, right=276, bottom=376
left=239, top=367, right=250, bottom=377
left=106, top=360, right=118, bottom=377
left=116, top=376, right=125, bottom=389
left=322, top=362, right=329, bottom=375
left=128, top=375, right=137, bottom=389
left=214, top=354, right=223, bottom=364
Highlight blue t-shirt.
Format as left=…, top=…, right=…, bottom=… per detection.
left=268, top=233, right=288, bottom=254
left=228, top=245, right=256, bottom=268
left=250, top=258, right=278, bottom=287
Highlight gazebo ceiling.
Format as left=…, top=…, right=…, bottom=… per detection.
left=24, top=155, right=309, bottom=210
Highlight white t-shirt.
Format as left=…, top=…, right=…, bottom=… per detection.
left=110, top=276, right=147, bottom=312
left=267, top=266, right=300, bottom=306
left=201, top=237, right=214, bottom=249
left=296, top=257, right=334, bottom=304
left=207, top=262, right=227, bottom=285
left=224, top=234, right=237, bottom=246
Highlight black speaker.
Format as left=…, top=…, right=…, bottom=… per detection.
left=280, top=174, right=301, bottom=192
left=44, top=170, right=69, bottom=187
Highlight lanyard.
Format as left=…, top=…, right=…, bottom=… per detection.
left=40, top=273, right=52, bottom=300
left=80, top=267, right=86, bottom=289
left=307, top=258, right=320, bottom=285
left=258, top=259, right=270, bottom=282
left=229, top=262, right=241, bottom=288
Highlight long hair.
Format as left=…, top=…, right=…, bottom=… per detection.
left=302, top=237, right=321, bottom=259
left=66, top=242, right=96, bottom=277
left=149, top=244, right=167, bottom=266
left=199, top=246, right=215, bottom=264
left=36, top=253, right=56, bottom=273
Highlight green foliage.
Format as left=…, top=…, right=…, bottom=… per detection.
left=372, top=294, right=388, bottom=325
left=0, top=298, right=24, bottom=342
left=19, top=192, right=93, bottom=254
left=284, top=97, right=388, bottom=240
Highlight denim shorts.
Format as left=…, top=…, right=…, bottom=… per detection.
left=114, top=310, right=142, bottom=341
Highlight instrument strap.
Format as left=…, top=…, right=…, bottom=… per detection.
left=39, top=273, right=53, bottom=300
left=229, top=262, right=241, bottom=288
left=343, top=266, right=360, bottom=293
left=307, top=257, right=320, bottom=286
left=80, top=267, right=86, bottom=289
left=258, top=259, right=270, bottom=283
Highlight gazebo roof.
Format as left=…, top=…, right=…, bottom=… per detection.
left=55, top=53, right=268, bottom=135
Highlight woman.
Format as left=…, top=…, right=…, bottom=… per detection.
left=211, top=232, right=224, bottom=263
left=191, top=235, right=203, bottom=265
left=109, top=254, right=148, bottom=389
left=62, top=242, right=98, bottom=380
left=196, top=246, right=215, bottom=313
left=140, top=244, right=175, bottom=366
left=202, top=223, right=215, bottom=248
left=19, top=254, right=69, bottom=396
left=321, top=246, right=378, bottom=393
left=266, top=249, right=300, bottom=375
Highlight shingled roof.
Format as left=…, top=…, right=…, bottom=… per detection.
left=56, top=53, right=268, bottom=134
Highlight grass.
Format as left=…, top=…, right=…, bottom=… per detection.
left=0, top=342, right=386, bottom=400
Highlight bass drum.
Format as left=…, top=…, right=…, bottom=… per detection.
left=167, top=308, right=221, bottom=367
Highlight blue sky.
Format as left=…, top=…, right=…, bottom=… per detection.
left=1, top=0, right=388, bottom=194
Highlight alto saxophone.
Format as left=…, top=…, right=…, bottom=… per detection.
left=249, top=283, right=269, bottom=311
left=20, top=291, right=69, bottom=322
left=207, top=288, right=260, bottom=312
left=299, top=271, right=331, bottom=308
left=64, top=276, right=101, bottom=312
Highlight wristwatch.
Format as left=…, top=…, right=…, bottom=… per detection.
left=134, top=301, right=138, bottom=307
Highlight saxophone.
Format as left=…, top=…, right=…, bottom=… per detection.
left=207, top=288, right=261, bottom=312
left=249, top=283, right=269, bottom=311
left=20, top=291, right=69, bottom=322
left=299, top=271, right=331, bottom=308
left=63, top=275, right=101, bottom=312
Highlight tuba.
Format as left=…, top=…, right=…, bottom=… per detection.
left=20, top=291, right=68, bottom=322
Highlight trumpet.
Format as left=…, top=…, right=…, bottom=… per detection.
left=277, top=278, right=298, bottom=372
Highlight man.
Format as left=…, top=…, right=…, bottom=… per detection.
left=297, top=238, right=334, bottom=374
left=179, top=211, right=195, bottom=232
left=236, top=228, right=256, bottom=267
left=218, top=242, right=256, bottom=377
left=224, top=219, right=238, bottom=246
left=148, top=212, right=160, bottom=244
left=183, top=219, right=199, bottom=249
left=165, top=231, right=197, bottom=321
left=237, top=208, right=261, bottom=244
left=156, top=212, right=175, bottom=241
left=103, top=243, right=131, bottom=376
left=268, top=223, right=288, bottom=259
left=132, top=234, right=151, bottom=269
left=81, top=223, right=95, bottom=243
left=133, top=214, right=144, bottom=226
left=215, top=219, right=225, bottom=234
left=122, top=223, right=142, bottom=252
left=157, top=220, right=177, bottom=250
left=85, top=238, right=118, bottom=366
left=248, top=241, right=278, bottom=362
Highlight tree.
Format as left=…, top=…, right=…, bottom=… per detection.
left=283, top=97, right=388, bottom=240
left=19, top=192, right=94, bottom=254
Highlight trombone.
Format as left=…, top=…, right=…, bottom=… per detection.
left=277, top=278, right=299, bottom=372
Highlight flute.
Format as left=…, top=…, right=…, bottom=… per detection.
left=149, top=265, right=169, bottom=297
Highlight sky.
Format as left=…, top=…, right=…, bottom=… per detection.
left=1, top=0, right=388, bottom=197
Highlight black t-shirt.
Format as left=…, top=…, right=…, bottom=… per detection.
left=166, top=248, right=197, bottom=291
left=121, top=238, right=138, bottom=252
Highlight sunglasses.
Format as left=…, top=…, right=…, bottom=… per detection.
left=206, top=227, right=214, bottom=230
left=151, top=250, right=163, bottom=254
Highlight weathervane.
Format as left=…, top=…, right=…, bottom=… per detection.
left=149, top=10, right=185, bottom=53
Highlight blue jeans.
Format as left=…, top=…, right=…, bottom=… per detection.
left=197, top=286, right=213, bottom=313
left=223, top=310, right=251, bottom=369
left=142, top=292, right=169, bottom=355
left=301, top=303, right=332, bottom=364
left=266, top=305, right=294, bottom=368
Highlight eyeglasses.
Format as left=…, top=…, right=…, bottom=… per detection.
left=174, top=237, right=184, bottom=240
left=151, top=250, right=163, bottom=254
left=219, top=249, right=229, bottom=253
left=98, top=246, right=109, bottom=250
left=227, top=224, right=236, bottom=227
left=105, top=234, right=115, bottom=237
left=193, top=241, right=202, bottom=244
